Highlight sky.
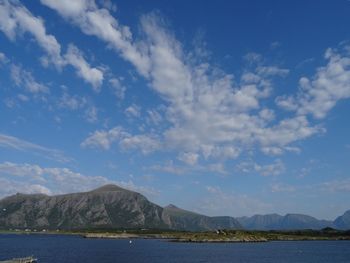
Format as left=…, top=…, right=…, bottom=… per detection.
left=0, top=0, right=350, bottom=220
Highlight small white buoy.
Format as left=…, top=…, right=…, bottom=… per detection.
left=129, top=240, right=132, bottom=244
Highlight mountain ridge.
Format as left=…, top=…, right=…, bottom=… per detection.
left=1, top=184, right=349, bottom=231
left=0, top=184, right=242, bottom=231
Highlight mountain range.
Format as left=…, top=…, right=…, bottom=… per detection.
left=0, top=184, right=349, bottom=231
left=0, top=184, right=242, bottom=231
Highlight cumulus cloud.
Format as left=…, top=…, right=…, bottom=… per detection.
left=0, top=162, right=158, bottom=198
left=0, top=0, right=104, bottom=89
left=0, top=133, right=71, bottom=163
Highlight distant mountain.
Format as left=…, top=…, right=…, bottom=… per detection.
left=237, top=213, right=333, bottom=230
left=236, top=214, right=283, bottom=230
left=334, top=210, right=350, bottom=230
left=0, top=184, right=241, bottom=231
left=162, top=204, right=242, bottom=231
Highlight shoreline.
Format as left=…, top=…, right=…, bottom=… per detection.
left=1, top=229, right=349, bottom=243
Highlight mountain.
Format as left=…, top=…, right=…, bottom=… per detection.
left=0, top=184, right=241, bottom=231
left=0, top=185, right=165, bottom=230
left=162, top=204, right=242, bottom=231
left=237, top=213, right=333, bottom=230
left=236, top=214, right=283, bottom=230
left=334, top=210, right=350, bottom=230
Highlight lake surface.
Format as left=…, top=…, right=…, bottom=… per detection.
left=0, top=234, right=350, bottom=263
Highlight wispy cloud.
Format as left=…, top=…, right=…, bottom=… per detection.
left=236, top=159, right=285, bottom=176
left=0, top=0, right=104, bottom=90
left=0, top=162, right=158, bottom=198
left=270, top=183, right=296, bottom=193
left=10, top=64, right=49, bottom=94
left=321, top=178, right=350, bottom=192
left=0, top=133, right=71, bottom=163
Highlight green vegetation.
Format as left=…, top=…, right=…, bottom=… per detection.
left=80, top=228, right=350, bottom=243
left=1, top=227, right=349, bottom=242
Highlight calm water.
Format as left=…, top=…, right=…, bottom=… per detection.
left=0, top=234, right=349, bottom=263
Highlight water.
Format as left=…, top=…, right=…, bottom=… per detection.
left=0, top=234, right=349, bottom=263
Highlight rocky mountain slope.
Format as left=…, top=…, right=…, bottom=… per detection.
left=334, top=210, right=350, bottom=230
left=162, top=204, right=242, bottom=231
left=0, top=184, right=241, bottom=231
left=0, top=185, right=166, bottom=230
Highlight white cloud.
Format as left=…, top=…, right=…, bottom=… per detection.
left=0, top=0, right=104, bottom=89
left=270, top=183, right=295, bottom=193
left=81, top=126, right=125, bottom=150
left=208, top=163, right=228, bottom=175
left=276, top=46, right=350, bottom=119
left=44, top=2, right=341, bottom=167
left=198, top=186, right=272, bottom=217
left=256, top=66, right=289, bottom=77
left=85, top=106, right=98, bottom=123
left=10, top=64, right=49, bottom=93
left=148, top=161, right=186, bottom=175
left=178, top=152, right=199, bottom=166
left=0, top=0, right=63, bottom=66
left=64, top=44, right=104, bottom=91
left=0, top=178, right=52, bottom=197
left=0, top=51, right=8, bottom=64
left=0, top=162, right=158, bottom=198
left=81, top=126, right=161, bottom=154
left=98, top=0, right=117, bottom=12
left=0, top=133, right=71, bottom=163
left=109, top=77, right=126, bottom=100
left=58, top=91, right=87, bottom=110
left=119, top=134, right=160, bottom=154
left=146, top=109, right=163, bottom=125
left=236, top=159, right=285, bottom=176
left=40, top=0, right=151, bottom=76
left=124, top=104, right=141, bottom=118
left=71, top=10, right=325, bottom=164
left=321, top=178, right=350, bottom=192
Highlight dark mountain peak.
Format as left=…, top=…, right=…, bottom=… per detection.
left=90, top=184, right=128, bottom=193
left=343, top=210, right=350, bottom=216
left=334, top=210, right=350, bottom=230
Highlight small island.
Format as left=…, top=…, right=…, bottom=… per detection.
left=81, top=228, right=350, bottom=243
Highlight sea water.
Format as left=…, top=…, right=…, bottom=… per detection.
left=0, top=234, right=349, bottom=263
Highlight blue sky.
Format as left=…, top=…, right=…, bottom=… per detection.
left=0, top=0, right=350, bottom=220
